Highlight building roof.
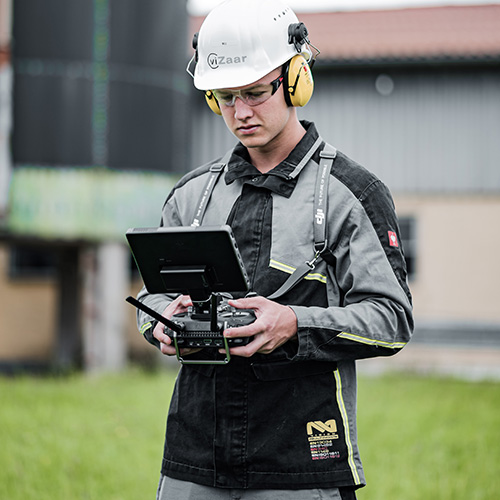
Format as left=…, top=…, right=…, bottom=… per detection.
left=189, top=4, right=500, bottom=66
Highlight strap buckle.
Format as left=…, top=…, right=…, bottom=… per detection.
left=306, top=250, right=322, bottom=270
left=209, top=162, right=225, bottom=173
left=319, top=149, right=337, bottom=160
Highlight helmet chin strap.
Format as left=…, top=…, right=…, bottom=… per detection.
left=186, top=53, right=196, bottom=79
left=306, top=42, right=321, bottom=70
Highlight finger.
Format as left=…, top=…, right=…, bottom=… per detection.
left=219, top=333, right=267, bottom=358
left=163, top=295, right=192, bottom=318
left=160, top=342, right=178, bottom=356
left=224, top=322, right=260, bottom=339
left=153, top=324, right=173, bottom=345
left=173, top=294, right=193, bottom=309
left=228, top=297, right=263, bottom=310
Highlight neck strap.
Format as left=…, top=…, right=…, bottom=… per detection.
left=268, top=143, right=336, bottom=300
left=191, top=149, right=232, bottom=227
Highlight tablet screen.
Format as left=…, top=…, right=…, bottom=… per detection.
left=126, top=225, right=250, bottom=300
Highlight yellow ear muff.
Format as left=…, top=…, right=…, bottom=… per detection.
left=285, top=54, right=314, bottom=107
left=205, top=90, right=222, bottom=115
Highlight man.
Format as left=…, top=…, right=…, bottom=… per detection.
left=135, top=1, right=413, bottom=498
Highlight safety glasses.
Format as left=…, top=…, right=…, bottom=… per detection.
left=211, top=74, right=284, bottom=108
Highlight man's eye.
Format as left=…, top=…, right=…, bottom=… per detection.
left=245, top=91, right=266, bottom=99
left=217, top=93, right=233, bottom=102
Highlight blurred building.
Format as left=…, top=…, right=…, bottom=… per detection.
left=1, top=3, right=499, bottom=376
left=0, top=0, right=189, bottom=372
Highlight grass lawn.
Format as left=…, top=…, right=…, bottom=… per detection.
left=0, top=369, right=175, bottom=500
left=356, top=374, right=500, bottom=500
left=1, top=369, right=499, bottom=499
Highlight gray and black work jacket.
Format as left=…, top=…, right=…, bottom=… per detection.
left=136, top=121, right=413, bottom=490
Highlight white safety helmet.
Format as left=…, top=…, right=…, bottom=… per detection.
left=189, top=0, right=313, bottom=90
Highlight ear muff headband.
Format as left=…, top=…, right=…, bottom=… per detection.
left=284, top=54, right=314, bottom=107
left=205, top=90, right=222, bottom=115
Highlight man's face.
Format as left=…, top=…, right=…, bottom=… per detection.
left=216, top=69, right=296, bottom=151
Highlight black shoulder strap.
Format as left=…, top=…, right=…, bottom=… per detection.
left=191, top=149, right=233, bottom=227
left=267, top=143, right=337, bottom=300
left=313, top=145, right=337, bottom=266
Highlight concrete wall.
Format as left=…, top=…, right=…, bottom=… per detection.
left=0, top=242, right=152, bottom=368
left=0, top=243, right=56, bottom=363
left=395, top=194, right=500, bottom=324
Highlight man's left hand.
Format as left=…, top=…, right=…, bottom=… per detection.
left=221, top=296, right=298, bottom=357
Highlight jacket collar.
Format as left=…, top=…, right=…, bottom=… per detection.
left=224, top=121, right=322, bottom=198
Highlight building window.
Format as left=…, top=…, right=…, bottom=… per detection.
left=9, top=245, right=58, bottom=279
left=9, top=245, right=141, bottom=280
left=398, top=216, right=417, bottom=280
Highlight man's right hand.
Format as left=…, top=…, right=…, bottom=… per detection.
left=152, top=295, right=200, bottom=357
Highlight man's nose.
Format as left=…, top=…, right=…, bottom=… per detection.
left=233, top=96, right=253, bottom=119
